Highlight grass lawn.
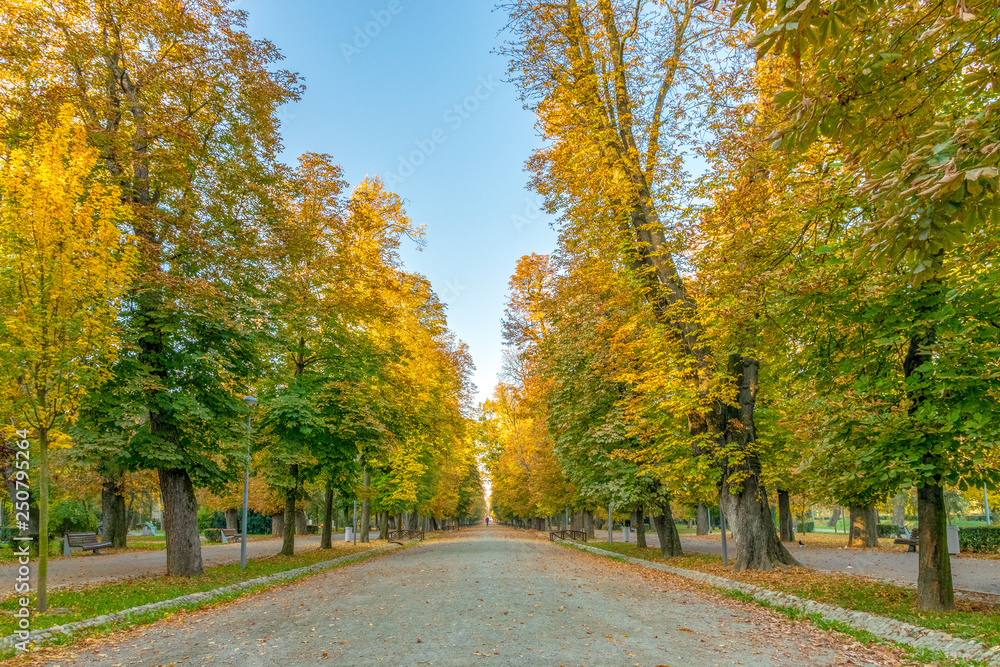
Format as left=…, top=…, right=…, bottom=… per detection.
left=124, top=533, right=290, bottom=551
left=0, top=540, right=382, bottom=638
left=586, top=541, right=1000, bottom=649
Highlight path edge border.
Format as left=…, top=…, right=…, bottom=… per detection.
left=557, top=540, right=1000, bottom=666
left=1, top=544, right=399, bottom=652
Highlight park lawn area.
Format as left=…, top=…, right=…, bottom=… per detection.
left=696, top=531, right=914, bottom=552
left=587, top=541, right=1000, bottom=649
left=0, top=540, right=382, bottom=637
left=123, top=534, right=291, bottom=551
left=121, top=535, right=167, bottom=551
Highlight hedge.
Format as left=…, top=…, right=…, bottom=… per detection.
left=877, top=524, right=903, bottom=538
left=958, top=525, right=1000, bottom=553
left=203, top=528, right=223, bottom=543
left=240, top=510, right=272, bottom=536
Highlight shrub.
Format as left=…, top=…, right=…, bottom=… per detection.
left=203, top=528, right=223, bottom=543
left=958, top=526, right=1000, bottom=553
left=240, top=510, right=271, bottom=535
left=306, top=524, right=319, bottom=535
left=877, top=524, right=903, bottom=538
left=49, top=499, right=98, bottom=536
left=197, top=508, right=226, bottom=530
left=798, top=521, right=815, bottom=533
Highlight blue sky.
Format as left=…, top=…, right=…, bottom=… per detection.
left=240, top=0, right=558, bottom=403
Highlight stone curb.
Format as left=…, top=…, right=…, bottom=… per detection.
left=2, top=544, right=398, bottom=652
left=559, top=540, right=1000, bottom=666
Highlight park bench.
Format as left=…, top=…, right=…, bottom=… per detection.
left=549, top=529, right=587, bottom=543
left=63, top=532, right=112, bottom=556
left=894, top=529, right=919, bottom=552
left=221, top=528, right=243, bottom=544
left=386, top=529, right=424, bottom=544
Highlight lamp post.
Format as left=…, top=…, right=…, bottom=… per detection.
left=241, top=395, right=257, bottom=569
left=720, top=502, right=729, bottom=567
left=986, top=485, right=992, bottom=525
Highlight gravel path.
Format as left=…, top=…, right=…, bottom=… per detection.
left=36, top=527, right=917, bottom=666
left=592, top=529, right=1000, bottom=595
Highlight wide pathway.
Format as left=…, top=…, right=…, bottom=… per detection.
left=44, top=527, right=914, bottom=666
left=594, top=529, right=1000, bottom=595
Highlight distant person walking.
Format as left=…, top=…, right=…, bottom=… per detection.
left=485, top=516, right=490, bottom=526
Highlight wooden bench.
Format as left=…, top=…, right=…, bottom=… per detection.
left=549, top=529, right=587, bottom=543
left=386, top=529, right=424, bottom=544
left=63, top=532, right=112, bottom=556
left=221, top=528, right=242, bottom=544
left=894, top=529, right=919, bottom=552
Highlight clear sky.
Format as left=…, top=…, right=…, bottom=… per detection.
left=239, top=0, right=558, bottom=403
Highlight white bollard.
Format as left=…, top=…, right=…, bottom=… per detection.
left=947, top=526, right=960, bottom=555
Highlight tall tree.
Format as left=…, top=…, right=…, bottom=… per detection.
left=734, top=0, right=1000, bottom=609
left=503, top=0, right=799, bottom=570
left=2, top=0, right=302, bottom=576
left=0, top=110, right=135, bottom=610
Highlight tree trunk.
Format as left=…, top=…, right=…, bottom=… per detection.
left=37, top=428, right=50, bottom=612
left=407, top=512, right=417, bottom=530
left=892, top=493, right=907, bottom=527
left=281, top=464, right=298, bottom=556
left=295, top=509, right=307, bottom=535
left=225, top=508, right=238, bottom=531
left=778, top=489, right=795, bottom=542
left=281, top=493, right=296, bottom=555
left=570, top=510, right=582, bottom=532
left=848, top=505, right=879, bottom=548
left=635, top=506, right=646, bottom=548
left=271, top=513, right=284, bottom=536
left=379, top=510, right=388, bottom=539
left=827, top=506, right=841, bottom=529
left=651, top=498, right=682, bottom=557
left=158, top=467, right=204, bottom=576
left=917, top=479, right=954, bottom=611
left=583, top=510, right=594, bottom=538
left=901, top=280, right=954, bottom=611
left=101, top=472, right=128, bottom=548
left=717, top=356, right=800, bottom=571
left=360, top=469, right=371, bottom=543
left=321, top=488, right=333, bottom=549
left=696, top=501, right=709, bottom=535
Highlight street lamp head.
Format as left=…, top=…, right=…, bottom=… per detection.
left=243, top=395, right=257, bottom=407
